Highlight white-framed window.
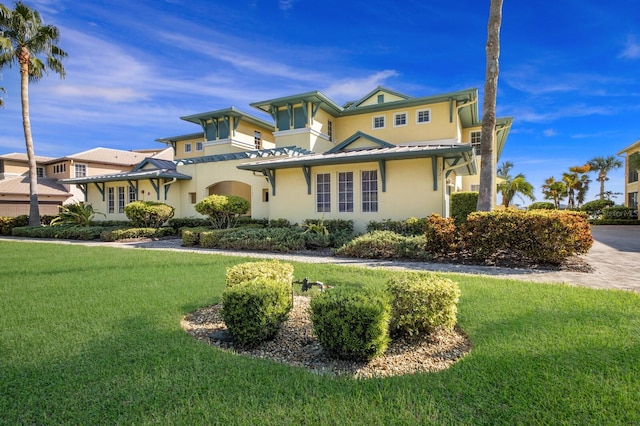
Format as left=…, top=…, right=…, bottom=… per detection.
left=128, top=186, right=137, bottom=203
left=196, top=141, right=203, bottom=151
left=254, top=131, right=262, bottom=149
left=107, top=187, right=115, bottom=213
left=118, top=186, right=125, bottom=213
left=53, top=163, right=66, bottom=174
left=327, top=120, right=333, bottom=141
left=471, top=184, right=480, bottom=192
left=184, top=143, right=192, bottom=153
left=36, top=167, right=45, bottom=178
left=470, top=131, right=482, bottom=154
left=372, top=115, right=385, bottom=129
left=316, top=173, right=331, bottom=213
left=74, top=163, right=87, bottom=178
left=393, top=112, right=407, bottom=127
left=416, top=109, right=431, bottom=124
left=361, top=170, right=378, bottom=212
left=338, top=172, right=354, bottom=212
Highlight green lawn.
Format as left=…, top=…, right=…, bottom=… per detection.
left=1, top=240, right=638, bottom=425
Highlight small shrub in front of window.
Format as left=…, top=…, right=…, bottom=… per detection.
left=450, top=191, right=478, bottom=225
left=124, top=201, right=175, bottom=228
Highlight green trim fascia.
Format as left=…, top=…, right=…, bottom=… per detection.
left=346, top=86, right=412, bottom=109
left=180, top=107, right=274, bottom=131
left=238, top=146, right=473, bottom=171
left=251, top=91, right=344, bottom=116
left=327, top=131, right=395, bottom=154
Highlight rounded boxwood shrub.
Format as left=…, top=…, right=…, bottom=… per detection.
left=310, top=286, right=391, bottom=361
left=195, top=194, right=250, bottom=229
left=124, top=201, right=174, bottom=228
left=386, top=271, right=461, bottom=336
left=221, top=278, right=292, bottom=347
left=528, top=201, right=555, bottom=210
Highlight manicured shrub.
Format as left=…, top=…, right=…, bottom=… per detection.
left=199, top=227, right=306, bottom=252
left=450, top=191, right=478, bottom=225
left=580, top=199, right=615, bottom=218
left=221, top=278, right=292, bottom=347
left=99, top=227, right=174, bottom=242
left=225, top=260, right=294, bottom=288
left=366, top=217, right=426, bottom=236
left=11, top=225, right=105, bottom=240
left=424, top=214, right=457, bottom=255
left=194, top=194, right=250, bottom=229
left=168, top=217, right=210, bottom=230
left=268, top=218, right=291, bottom=228
left=235, top=217, right=268, bottom=228
left=386, top=271, right=460, bottom=336
left=334, top=230, right=431, bottom=260
left=602, top=206, right=637, bottom=220
left=460, top=209, right=593, bottom=265
left=310, top=286, right=391, bottom=361
left=124, top=201, right=175, bottom=228
left=181, top=227, right=210, bottom=246
left=528, top=201, right=555, bottom=210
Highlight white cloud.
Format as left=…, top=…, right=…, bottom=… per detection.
left=279, top=0, right=295, bottom=11
left=619, top=35, right=640, bottom=59
left=543, top=129, right=558, bottom=137
left=323, top=70, right=400, bottom=102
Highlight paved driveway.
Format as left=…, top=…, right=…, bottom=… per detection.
left=2, top=225, right=638, bottom=292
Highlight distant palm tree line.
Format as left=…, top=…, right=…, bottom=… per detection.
left=498, top=155, right=624, bottom=209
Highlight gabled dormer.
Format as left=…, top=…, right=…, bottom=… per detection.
left=180, top=107, right=276, bottom=156
left=251, top=91, right=343, bottom=152
left=325, top=131, right=395, bottom=153
left=343, top=86, right=412, bottom=109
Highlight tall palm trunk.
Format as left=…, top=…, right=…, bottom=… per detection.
left=18, top=46, right=40, bottom=225
left=477, top=0, right=503, bottom=211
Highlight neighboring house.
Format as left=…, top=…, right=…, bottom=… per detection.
left=616, top=139, right=640, bottom=210
left=62, top=87, right=512, bottom=232
left=0, top=148, right=165, bottom=217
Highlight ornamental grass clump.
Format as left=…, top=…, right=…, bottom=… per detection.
left=386, top=272, right=461, bottom=337
left=225, top=260, right=294, bottom=288
left=221, top=278, right=292, bottom=347
left=310, top=286, right=391, bottom=361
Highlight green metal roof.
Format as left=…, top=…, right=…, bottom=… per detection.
left=175, top=146, right=312, bottom=166
left=250, top=91, right=344, bottom=116
left=180, top=106, right=275, bottom=130
left=238, top=143, right=477, bottom=176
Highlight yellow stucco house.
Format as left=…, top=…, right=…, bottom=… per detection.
left=616, top=138, right=640, bottom=210
left=62, top=87, right=512, bottom=232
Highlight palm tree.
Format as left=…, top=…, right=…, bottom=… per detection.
left=562, top=165, right=591, bottom=209
left=587, top=156, right=623, bottom=200
left=0, top=2, right=67, bottom=226
left=476, top=0, right=503, bottom=212
left=497, top=161, right=535, bottom=207
left=541, top=176, right=566, bottom=209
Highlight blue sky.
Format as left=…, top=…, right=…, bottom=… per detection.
left=1, top=0, right=638, bottom=205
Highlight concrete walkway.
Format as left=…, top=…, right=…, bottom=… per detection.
left=2, top=225, right=638, bottom=292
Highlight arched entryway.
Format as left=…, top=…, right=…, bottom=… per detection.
left=207, top=180, right=252, bottom=215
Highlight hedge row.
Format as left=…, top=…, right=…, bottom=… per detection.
left=99, top=227, right=175, bottom=242
left=11, top=225, right=107, bottom=240
left=200, top=227, right=307, bottom=252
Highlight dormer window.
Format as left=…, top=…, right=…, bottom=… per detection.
left=377, top=94, right=384, bottom=104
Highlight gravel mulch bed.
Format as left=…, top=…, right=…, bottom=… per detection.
left=182, top=296, right=471, bottom=379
